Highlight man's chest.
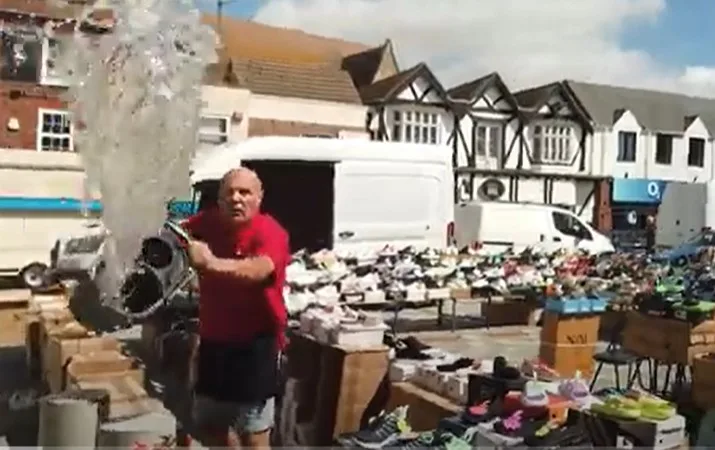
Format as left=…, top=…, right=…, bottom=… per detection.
left=205, top=232, right=258, bottom=259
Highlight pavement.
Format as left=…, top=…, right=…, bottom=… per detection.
left=0, top=293, right=679, bottom=446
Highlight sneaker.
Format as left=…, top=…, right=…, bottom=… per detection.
left=558, top=371, right=590, bottom=405
left=520, top=380, right=548, bottom=407
left=345, top=406, right=410, bottom=448
left=395, top=430, right=472, bottom=450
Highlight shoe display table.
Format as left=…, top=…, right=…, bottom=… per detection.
left=385, top=382, right=461, bottom=431
left=286, top=332, right=390, bottom=446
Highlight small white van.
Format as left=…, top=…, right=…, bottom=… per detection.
left=453, top=201, right=615, bottom=255
left=189, top=136, right=454, bottom=253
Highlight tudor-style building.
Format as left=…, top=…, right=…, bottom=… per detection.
left=342, top=41, right=452, bottom=145
left=446, top=76, right=611, bottom=230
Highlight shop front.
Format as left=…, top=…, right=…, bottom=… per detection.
left=610, top=178, right=667, bottom=249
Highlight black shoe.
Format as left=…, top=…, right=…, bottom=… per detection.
left=341, top=406, right=410, bottom=449
left=395, top=337, right=431, bottom=360
left=437, top=357, right=474, bottom=372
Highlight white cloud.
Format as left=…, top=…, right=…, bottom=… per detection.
left=253, top=0, right=715, bottom=97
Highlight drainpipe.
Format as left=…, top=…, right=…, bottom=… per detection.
left=643, top=131, right=650, bottom=178
left=599, top=126, right=607, bottom=178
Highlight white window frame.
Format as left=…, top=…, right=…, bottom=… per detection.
left=40, top=37, right=70, bottom=87
left=474, top=122, right=503, bottom=159
left=198, top=115, right=230, bottom=145
left=390, top=108, right=440, bottom=144
left=36, top=108, right=73, bottom=152
left=531, top=122, right=574, bottom=164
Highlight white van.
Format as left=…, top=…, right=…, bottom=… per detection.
left=190, top=136, right=454, bottom=253
left=453, top=201, right=615, bottom=255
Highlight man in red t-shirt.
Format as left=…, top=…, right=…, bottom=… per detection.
left=183, top=168, right=289, bottom=449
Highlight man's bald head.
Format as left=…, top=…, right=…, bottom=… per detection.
left=217, top=167, right=263, bottom=225
left=220, top=167, right=263, bottom=194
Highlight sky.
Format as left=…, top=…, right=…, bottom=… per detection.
left=208, top=0, right=715, bottom=97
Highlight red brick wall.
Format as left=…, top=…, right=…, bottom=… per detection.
left=248, top=118, right=364, bottom=137
left=0, top=83, right=67, bottom=150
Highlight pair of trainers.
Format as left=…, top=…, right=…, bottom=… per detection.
left=521, top=373, right=590, bottom=408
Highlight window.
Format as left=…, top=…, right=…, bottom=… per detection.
left=532, top=124, right=573, bottom=163
left=617, top=131, right=637, bottom=162
left=391, top=110, right=439, bottom=144
left=688, top=137, right=705, bottom=168
left=473, top=124, right=502, bottom=158
left=655, top=134, right=673, bottom=165
left=1, top=28, right=42, bottom=82
left=37, top=109, right=73, bottom=152
left=198, top=116, right=229, bottom=145
left=551, top=211, right=592, bottom=240
left=40, top=37, right=71, bottom=86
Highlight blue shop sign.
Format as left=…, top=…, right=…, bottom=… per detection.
left=612, top=178, right=667, bottom=204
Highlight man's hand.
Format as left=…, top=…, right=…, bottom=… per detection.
left=186, top=240, right=215, bottom=270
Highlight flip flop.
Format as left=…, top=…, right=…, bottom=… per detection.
left=590, top=396, right=641, bottom=420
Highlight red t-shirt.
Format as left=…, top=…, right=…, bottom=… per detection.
left=183, top=209, right=289, bottom=349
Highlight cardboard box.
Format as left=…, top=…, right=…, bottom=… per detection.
left=540, top=312, right=600, bottom=346
left=538, top=342, right=595, bottom=378
left=0, top=289, right=31, bottom=347
left=74, top=376, right=160, bottom=420
left=66, top=350, right=145, bottom=386
left=43, top=334, right=122, bottom=392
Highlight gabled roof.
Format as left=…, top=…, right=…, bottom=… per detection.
left=564, top=80, right=715, bottom=135
left=342, top=41, right=388, bottom=88
left=358, top=63, right=448, bottom=105
left=447, top=72, right=520, bottom=115
left=206, top=58, right=362, bottom=104
left=514, top=81, right=592, bottom=131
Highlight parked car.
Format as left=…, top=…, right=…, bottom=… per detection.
left=48, top=222, right=107, bottom=282
left=655, top=228, right=715, bottom=265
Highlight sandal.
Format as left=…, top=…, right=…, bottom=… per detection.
left=626, top=392, right=676, bottom=420
left=590, top=395, right=641, bottom=420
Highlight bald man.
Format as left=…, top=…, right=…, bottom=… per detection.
left=182, top=168, right=289, bottom=449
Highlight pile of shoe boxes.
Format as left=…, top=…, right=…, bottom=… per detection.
left=25, top=288, right=162, bottom=419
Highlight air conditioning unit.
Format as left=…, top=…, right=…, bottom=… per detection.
left=477, top=178, right=506, bottom=201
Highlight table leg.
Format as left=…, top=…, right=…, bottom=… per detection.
left=437, top=299, right=444, bottom=326
left=451, top=299, right=457, bottom=332
left=661, top=364, right=672, bottom=397
left=392, top=301, right=400, bottom=335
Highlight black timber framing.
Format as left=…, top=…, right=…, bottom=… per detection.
left=447, top=72, right=523, bottom=180
left=514, top=82, right=593, bottom=172
left=367, top=64, right=451, bottom=143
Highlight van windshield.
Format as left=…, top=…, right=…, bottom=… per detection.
left=551, top=211, right=592, bottom=240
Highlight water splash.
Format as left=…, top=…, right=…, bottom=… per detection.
left=50, top=0, right=218, bottom=299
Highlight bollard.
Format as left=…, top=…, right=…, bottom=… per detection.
left=37, top=392, right=100, bottom=448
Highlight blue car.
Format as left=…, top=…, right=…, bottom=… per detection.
left=656, top=229, right=715, bottom=265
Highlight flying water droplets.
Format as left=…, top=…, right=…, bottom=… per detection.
left=49, top=0, right=218, bottom=299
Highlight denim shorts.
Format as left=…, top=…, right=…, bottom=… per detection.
left=193, top=395, right=275, bottom=434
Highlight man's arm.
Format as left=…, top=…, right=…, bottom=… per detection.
left=206, top=226, right=289, bottom=283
